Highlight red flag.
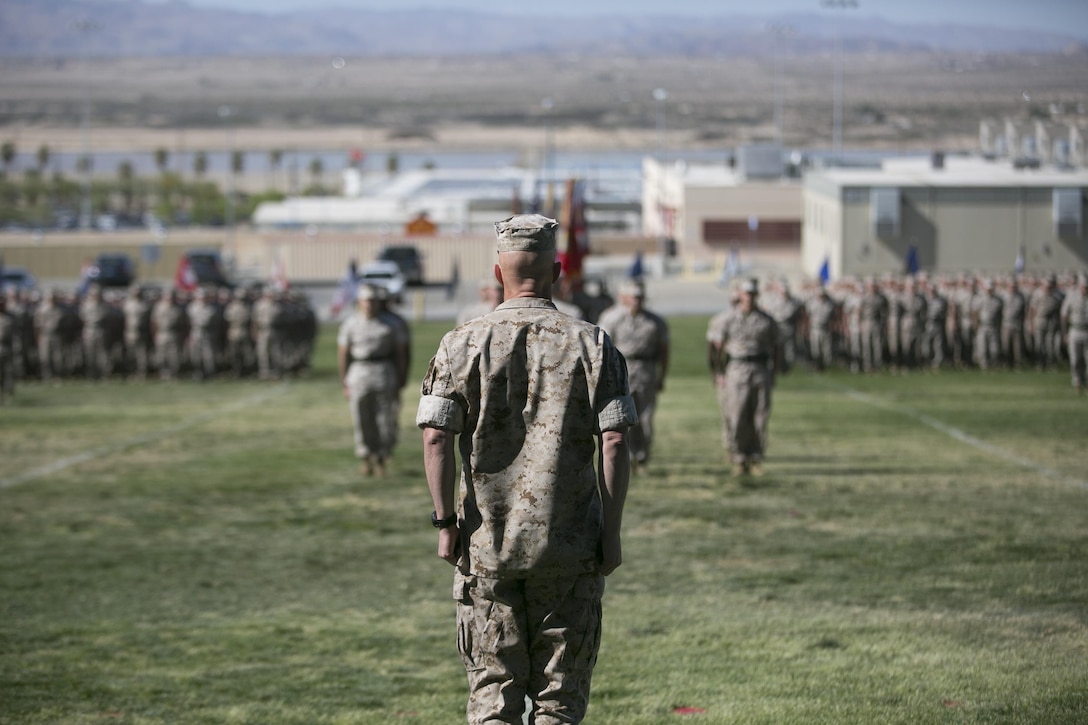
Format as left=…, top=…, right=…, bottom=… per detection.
left=174, top=256, right=197, bottom=291
left=558, top=178, right=588, bottom=284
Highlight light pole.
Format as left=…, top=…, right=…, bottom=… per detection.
left=540, top=97, right=554, bottom=215
left=218, top=104, right=236, bottom=260
left=822, top=0, right=858, bottom=159
left=768, top=23, right=794, bottom=147
left=74, top=18, right=99, bottom=231
left=653, top=87, right=668, bottom=159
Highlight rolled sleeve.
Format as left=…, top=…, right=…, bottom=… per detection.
left=598, top=394, right=638, bottom=432
left=416, top=394, right=465, bottom=433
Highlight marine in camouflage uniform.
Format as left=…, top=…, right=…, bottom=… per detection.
left=1060, top=274, right=1088, bottom=393
left=80, top=285, right=112, bottom=379
left=34, top=288, right=66, bottom=381
left=858, top=278, right=889, bottom=372
left=921, top=277, right=949, bottom=369
left=122, top=284, right=153, bottom=379
left=417, top=214, right=636, bottom=725
left=152, top=288, right=188, bottom=381
left=707, top=277, right=781, bottom=476
left=899, top=276, right=927, bottom=370
left=253, top=288, right=282, bottom=380
left=187, top=287, right=218, bottom=380
left=0, top=295, right=15, bottom=403
left=597, top=279, right=669, bottom=472
left=1029, top=275, right=1064, bottom=370
left=767, top=279, right=803, bottom=375
left=223, top=288, right=255, bottom=378
left=1001, top=277, right=1027, bottom=369
left=337, top=284, right=408, bottom=476
left=972, top=279, right=1003, bottom=370
left=804, top=284, right=838, bottom=371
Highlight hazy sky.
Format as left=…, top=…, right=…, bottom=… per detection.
left=146, top=0, right=1088, bottom=38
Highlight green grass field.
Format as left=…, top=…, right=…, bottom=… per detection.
left=2, top=316, right=1087, bottom=724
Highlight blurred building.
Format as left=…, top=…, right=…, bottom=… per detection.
left=252, top=166, right=642, bottom=236
left=802, top=153, right=1088, bottom=279
left=641, top=144, right=805, bottom=276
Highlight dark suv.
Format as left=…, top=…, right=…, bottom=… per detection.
left=376, top=245, right=424, bottom=287
left=87, top=253, right=136, bottom=288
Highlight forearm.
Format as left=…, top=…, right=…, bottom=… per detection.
left=423, top=427, right=457, bottom=517
left=598, top=428, right=630, bottom=574
left=423, top=426, right=460, bottom=565
left=337, top=345, right=348, bottom=383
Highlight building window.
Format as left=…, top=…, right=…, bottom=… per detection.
left=1054, top=188, right=1083, bottom=239
left=704, top=220, right=801, bottom=246
left=871, top=187, right=901, bottom=239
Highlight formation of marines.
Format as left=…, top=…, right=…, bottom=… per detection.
left=0, top=283, right=317, bottom=397
left=761, top=270, right=1088, bottom=387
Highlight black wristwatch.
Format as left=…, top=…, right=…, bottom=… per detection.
left=431, top=511, right=458, bottom=529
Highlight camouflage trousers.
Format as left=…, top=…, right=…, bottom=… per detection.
left=720, top=361, right=773, bottom=464
left=453, top=570, right=604, bottom=725
left=1069, top=329, right=1088, bottom=389
left=0, top=352, right=13, bottom=400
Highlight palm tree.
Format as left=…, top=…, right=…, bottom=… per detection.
left=309, top=157, right=323, bottom=187
left=118, top=160, right=135, bottom=219
left=193, top=150, right=207, bottom=179
left=36, top=144, right=50, bottom=174
left=268, top=148, right=283, bottom=191
left=154, top=147, right=169, bottom=175
left=1, top=141, right=15, bottom=177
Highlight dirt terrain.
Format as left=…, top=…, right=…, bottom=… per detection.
left=2, top=52, right=1086, bottom=157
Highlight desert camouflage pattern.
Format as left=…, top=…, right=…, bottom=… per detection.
left=454, top=570, right=603, bottom=725
left=707, top=306, right=779, bottom=465
left=596, top=302, right=668, bottom=466
left=416, top=297, right=636, bottom=579
left=338, top=311, right=404, bottom=460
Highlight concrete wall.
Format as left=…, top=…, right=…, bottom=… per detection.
left=804, top=181, right=1088, bottom=279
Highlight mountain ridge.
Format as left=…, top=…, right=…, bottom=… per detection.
left=3, top=0, right=1085, bottom=58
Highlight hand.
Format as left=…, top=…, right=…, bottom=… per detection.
left=341, top=383, right=350, bottom=400
left=437, top=526, right=460, bottom=566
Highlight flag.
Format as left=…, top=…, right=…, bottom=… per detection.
left=270, top=254, right=289, bottom=292
left=718, top=246, right=742, bottom=288
left=174, top=255, right=197, bottom=292
left=558, top=178, right=588, bottom=284
left=1014, top=247, right=1025, bottom=275
left=900, top=243, right=918, bottom=275
left=819, top=256, right=830, bottom=284
left=511, top=183, right=522, bottom=215
left=628, top=251, right=644, bottom=280
left=330, top=262, right=358, bottom=317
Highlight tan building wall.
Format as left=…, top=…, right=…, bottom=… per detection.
left=804, top=172, right=1088, bottom=279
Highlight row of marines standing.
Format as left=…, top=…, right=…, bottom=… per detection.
left=0, top=284, right=318, bottom=402
left=759, top=271, right=1088, bottom=389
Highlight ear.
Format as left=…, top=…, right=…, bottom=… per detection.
left=552, top=262, right=563, bottom=283
left=493, top=264, right=503, bottom=286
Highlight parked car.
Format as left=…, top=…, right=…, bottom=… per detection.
left=0, top=266, right=37, bottom=292
left=357, top=261, right=406, bottom=302
left=177, top=249, right=233, bottom=290
left=376, top=244, right=424, bottom=286
left=85, top=252, right=136, bottom=288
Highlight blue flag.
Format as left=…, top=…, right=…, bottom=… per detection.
left=819, top=257, right=830, bottom=284
left=905, top=245, right=919, bottom=275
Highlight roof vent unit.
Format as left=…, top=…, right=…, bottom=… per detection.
left=871, top=187, right=900, bottom=239
left=1054, top=188, right=1082, bottom=240
left=736, top=143, right=784, bottom=180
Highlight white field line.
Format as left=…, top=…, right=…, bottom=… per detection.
left=0, top=384, right=290, bottom=490
left=826, top=382, right=1088, bottom=490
